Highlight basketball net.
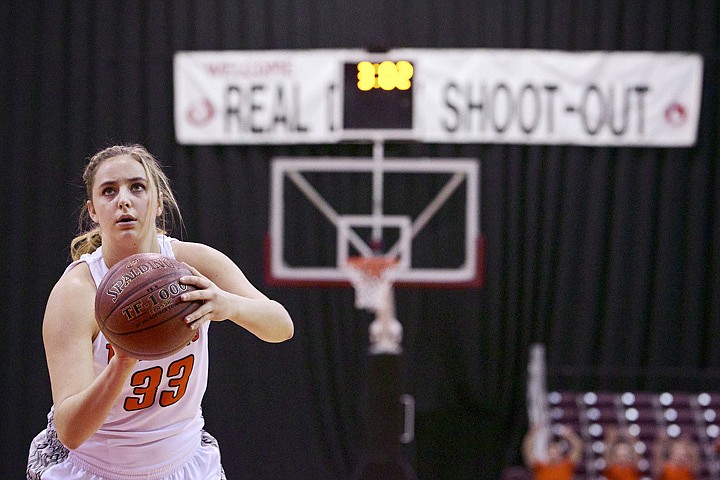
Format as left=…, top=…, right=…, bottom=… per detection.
left=344, top=256, right=400, bottom=312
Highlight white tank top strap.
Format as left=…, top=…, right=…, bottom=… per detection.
left=63, top=234, right=177, bottom=286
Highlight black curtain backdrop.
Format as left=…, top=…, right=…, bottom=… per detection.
left=2, top=1, right=719, bottom=479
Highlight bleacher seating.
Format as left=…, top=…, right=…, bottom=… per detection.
left=503, top=391, right=720, bottom=480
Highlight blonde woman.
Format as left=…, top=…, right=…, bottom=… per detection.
left=27, top=144, right=293, bottom=479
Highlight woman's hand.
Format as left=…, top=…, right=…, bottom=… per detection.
left=179, top=264, right=234, bottom=330
left=172, top=242, right=293, bottom=342
left=110, top=345, right=141, bottom=363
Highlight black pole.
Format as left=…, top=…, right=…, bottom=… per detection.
left=351, top=352, right=417, bottom=480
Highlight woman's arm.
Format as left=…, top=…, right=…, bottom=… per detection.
left=652, top=431, right=669, bottom=478
left=560, top=425, right=584, bottom=465
left=43, top=265, right=138, bottom=450
left=521, top=423, right=539, bottom=467
left=680, top=437, right=700, bottom=474
left=174, top=241, right=294, bottom=342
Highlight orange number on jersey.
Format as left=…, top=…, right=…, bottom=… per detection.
left=123, top=355, right=195, bottom=411
left=159, top=355, right=195, bottom=407
left=124, top=367, right=162, bottom=411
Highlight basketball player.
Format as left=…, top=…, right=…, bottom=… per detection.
left=653, top=432, right=700, bottom=480
left=27, top=144, right=294, bottom=479
left=522, top=423, right=584, bottom=480
left=602, top=426, right=643, bottom=480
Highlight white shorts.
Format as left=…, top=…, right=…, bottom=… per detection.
left=27, top=427, right=226, bottom=480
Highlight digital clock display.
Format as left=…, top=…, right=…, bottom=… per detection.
left=356, top=60, right=413, bottom=91
left=342, top=61, right=414, bottom=131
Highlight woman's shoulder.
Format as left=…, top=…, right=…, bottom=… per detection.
left=45, top=261, right=97, bottom=334
left=170, top=239, right=227, bottom=264
left=50, top=262, right=96, bottom=310
left=169, top=240, right=242, bottom=281
left=56, top=260, right=95, bottom=292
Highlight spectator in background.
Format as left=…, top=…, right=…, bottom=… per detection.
left=522, top=423, right=584, bottom=480
left=602, top=426, right=643, bottom=480
left=653, top=432, right=700, bottom=480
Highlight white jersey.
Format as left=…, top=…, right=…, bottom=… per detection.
left=61, top=235, right=211, bottom=476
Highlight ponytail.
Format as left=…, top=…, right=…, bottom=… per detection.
left=70, top=227, right=102, bottom=261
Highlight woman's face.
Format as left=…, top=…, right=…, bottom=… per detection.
left=612, top=442, right=635, bottom=464
left=668, top=441, right=693, bottom=465
left=548, top=442, right=565, bottom=463
left=88, top=155, right=161, bottom=249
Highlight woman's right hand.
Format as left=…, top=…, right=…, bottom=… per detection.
left=109, top=344, right=141, bottom=363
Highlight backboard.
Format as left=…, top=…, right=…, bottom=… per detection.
left=266, top=149, right=483, bottom=288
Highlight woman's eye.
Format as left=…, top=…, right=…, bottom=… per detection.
left=102, top=187, right=116, bottom=196
left=131, top=183, right=146, bottom=192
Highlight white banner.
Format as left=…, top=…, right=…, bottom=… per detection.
left=174, top=49, right=703, bottom=147
left=174, top=50, right=355, bottom=144
left=404, top=49, right=703, bottom=146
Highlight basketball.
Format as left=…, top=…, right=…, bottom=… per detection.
left=95, top=252, right=201, bottom=360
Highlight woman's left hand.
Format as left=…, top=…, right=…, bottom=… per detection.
left=179, top=264, right=235, bottom=330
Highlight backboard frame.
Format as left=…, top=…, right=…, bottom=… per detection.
left=265, top=155, right=484, bottom=289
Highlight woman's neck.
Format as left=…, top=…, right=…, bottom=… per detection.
left=101, top=234, right=161, bottom=269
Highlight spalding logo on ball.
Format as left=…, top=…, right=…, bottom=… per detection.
left=95, top=252, right=201, bottom=360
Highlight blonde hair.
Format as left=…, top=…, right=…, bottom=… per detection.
left=70, top=144, right=183, bottom=260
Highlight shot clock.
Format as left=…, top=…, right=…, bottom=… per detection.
left=342, top=60, right=414, bottom=131
left=356, top=60, right=414, bottom=91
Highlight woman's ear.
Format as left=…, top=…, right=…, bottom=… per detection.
left=87, top=200, right=98, bottom=223
left=156, top=192, right=164, bottom=217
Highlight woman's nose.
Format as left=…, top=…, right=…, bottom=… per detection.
left=117, top=189, right=132, bottom=208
